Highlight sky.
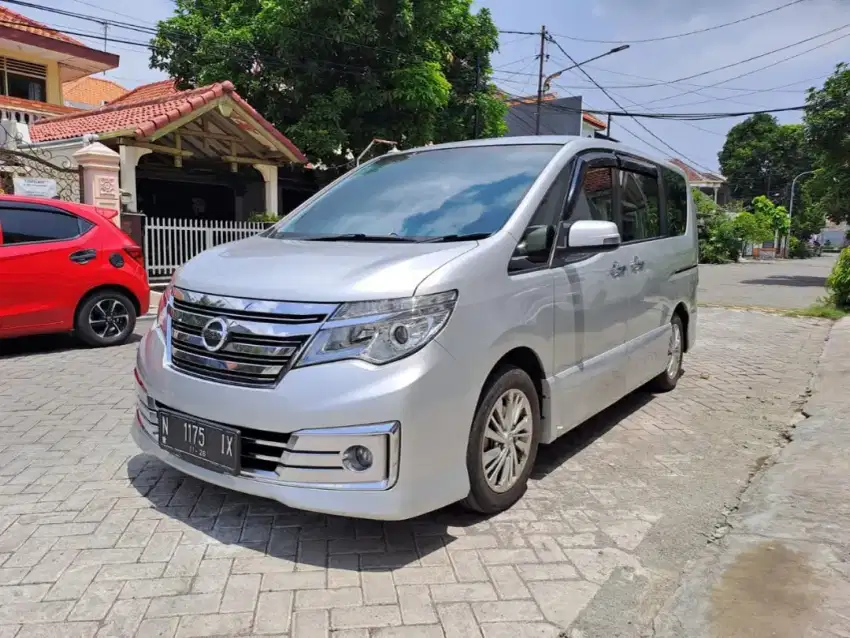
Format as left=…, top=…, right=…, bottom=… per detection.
left=15, top=0, right=850, bottom=172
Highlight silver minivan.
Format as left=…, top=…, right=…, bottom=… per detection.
left=133, top=136, right=698, bottom=520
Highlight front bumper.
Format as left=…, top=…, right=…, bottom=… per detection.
left=133, top=327, right=475, bottom=520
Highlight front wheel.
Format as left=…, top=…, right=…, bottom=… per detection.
left=647, top=314, right=684, bottom=392
left=460, top=366, right=541, bottom=514
left=75, top=290, right=137, bottom=347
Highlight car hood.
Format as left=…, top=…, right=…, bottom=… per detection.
left=173, top=235, right=477, bottom=301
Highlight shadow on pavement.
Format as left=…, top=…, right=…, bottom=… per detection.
left=533, top=389, right=656, bottom=480
left=740, top=275, right=827, bottom=288
left=0, top=332, right=142, bottom=359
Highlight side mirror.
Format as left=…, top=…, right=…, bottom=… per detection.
left=517, top=225, right=555, bottom=262
left=559, top=220, right=620, bottom=252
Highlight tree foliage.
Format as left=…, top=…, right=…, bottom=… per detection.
left=718, top=114, right=811, bottom=206
left=150, top=0, right=508, bottom=163
left=804, top=62, right=850, bottom=224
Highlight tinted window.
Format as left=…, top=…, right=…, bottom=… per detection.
left=663, top=167, right=688, bottom=236
left=619, top=170, right=661, bottom=242
left=509, top=163, right=573, bottom=273
left=567, top=167, right=615, bottom=223
left=0, top=208, right=85, bottom=245
left=267, top=145, right=562, bottom=239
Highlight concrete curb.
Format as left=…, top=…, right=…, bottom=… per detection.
left=652, top=317, right=850, bottom=638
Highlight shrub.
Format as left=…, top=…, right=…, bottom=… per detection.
left=247, top=211, right=280, bottom=223
left=826, top=247, right=850, bottom=309
left=788, top=236, right=811, bottom=259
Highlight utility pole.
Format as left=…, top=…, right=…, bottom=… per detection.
left=102, top=22, right=108, bottom=75
left=472, top=54, right=481, bottom=139
left=534, top=25, right=547, bottom=135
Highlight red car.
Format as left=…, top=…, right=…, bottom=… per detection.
left=0, top=195, right=150, bottom=347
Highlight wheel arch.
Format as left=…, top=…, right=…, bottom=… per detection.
left=672, top=302, right=690, bottom=352
left=479, top=346, right=550, bottom=430
left=75, top=284, right=143, bottom=322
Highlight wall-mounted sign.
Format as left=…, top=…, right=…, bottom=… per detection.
left=13, top=177, right=57, bottom=198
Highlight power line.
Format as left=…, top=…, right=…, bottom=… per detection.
left=548, top=0, right=810, bottom=44
left=637, top=29, right=850, bottom=107
left=544, top=36, right=717, bottom=173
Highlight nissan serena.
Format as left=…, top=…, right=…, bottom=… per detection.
left=132, top=136, right=698, bottom=520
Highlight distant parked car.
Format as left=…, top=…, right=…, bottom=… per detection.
left=0, top=195, right=149, bottom=346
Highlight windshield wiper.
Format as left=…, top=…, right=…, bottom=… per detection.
left=306, top=233, right=420, bottom=243
left=421, top=232, right=492, bottom=243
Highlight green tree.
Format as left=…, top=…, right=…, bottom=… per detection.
left=804, top=63, right=850, bottom=224
left=150, top=0, right=507, bottom=163
left=718, top=115, right=812, bottom=206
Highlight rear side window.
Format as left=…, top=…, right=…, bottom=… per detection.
left=0, top=207, right=89, bottom=245
left=662, top=168, right=688, bottom=236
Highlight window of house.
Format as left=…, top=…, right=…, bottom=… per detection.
left=1, top=58, right=48, bottom=102
left=618, top=169, right=661, bottom=242
left=0, top=208, right=88, bottom=245
left=662, top=167, right=688, bottom=236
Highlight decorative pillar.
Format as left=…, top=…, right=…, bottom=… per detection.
left=119, top=144, right=152, bottom=214
left=253, top=164, right=279, bottom=216
left=73, top=142, right=121, bottom=225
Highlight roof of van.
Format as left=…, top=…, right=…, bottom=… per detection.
left=389, top=136, right=689, bottom=182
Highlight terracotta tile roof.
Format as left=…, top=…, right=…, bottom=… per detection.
left=582, top=112, right=606, bottom=129
left=107, top=79, right=179, bottom=106
left=0, top=95, right=78, bottom=116
left=670, top=158, right=725, bottom=183
left=31, top=80, right=306, bottom=163
left=63, top=77, right=128, bottom=108
left=0, top=5, right=85, bottom=46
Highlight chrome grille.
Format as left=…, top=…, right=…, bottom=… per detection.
left=167, top=288, right=338, bottom=388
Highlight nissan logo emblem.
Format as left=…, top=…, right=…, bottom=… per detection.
left=201, top=317, right=229, bottom=352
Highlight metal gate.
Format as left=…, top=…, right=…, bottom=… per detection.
left=144, top=217, right=271, bottom=281
left=0, top=146, right=84, bottom=202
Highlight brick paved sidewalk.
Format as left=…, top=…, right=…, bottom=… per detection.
left=0, top=309, right=831, bottom=637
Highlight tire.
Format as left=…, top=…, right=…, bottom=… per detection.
left=460, top=366, right=541, bottom=515
left=647, top=314, right=684, bottom=392
left=75, top=290, right=137, bottom=347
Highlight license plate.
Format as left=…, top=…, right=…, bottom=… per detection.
left=158, top=412, right=241, bottom=475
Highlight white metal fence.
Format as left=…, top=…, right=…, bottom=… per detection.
left=144, top=218, right=271, bottom=280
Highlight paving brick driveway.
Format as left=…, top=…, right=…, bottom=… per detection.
left=0, top=310, right=831, bottom=638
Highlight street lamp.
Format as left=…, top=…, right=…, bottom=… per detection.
left=786, top=170, right=816, bottom=257
left=535, top=44, right=630, bottom=135
left=543, top=45, right=630, bottom=93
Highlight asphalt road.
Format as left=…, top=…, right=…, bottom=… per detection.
left=698, top=254, right=838, bottom=310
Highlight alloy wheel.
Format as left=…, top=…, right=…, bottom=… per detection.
left=481, top=389, right=534, bottom=493
left=89, top=298, right=130, bottom=339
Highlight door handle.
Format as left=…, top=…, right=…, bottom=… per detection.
left=609, top=262, right=627, bottom=278
left=69, top=249, right=96, bottom=264
left=630, top=256, right=645, bottom=272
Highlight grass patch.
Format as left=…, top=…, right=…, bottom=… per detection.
left=782, top=303, right=848, bottom=320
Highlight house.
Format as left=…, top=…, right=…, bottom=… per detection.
left=63, top=76, right=128, bottom=110
left=502, top=92, right=609, bottom=139
left=0, top=5, right=117, bottom=129
left=28, top=79, right=309, bottom=222
left=669, top=159, right=729, bottom=206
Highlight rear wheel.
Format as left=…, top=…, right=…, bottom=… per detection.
left=75, top=290, right=137, bottom=347
left=461, top=366, right=541, bottom=514
left=647, top=314, right=684, bottom=392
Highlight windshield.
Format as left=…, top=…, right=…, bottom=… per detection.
left=265, top=144, right=562, bottom=240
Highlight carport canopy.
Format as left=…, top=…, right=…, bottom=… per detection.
left=30, top=80, right=307, bottom=215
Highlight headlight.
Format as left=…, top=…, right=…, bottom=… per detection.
left=295, top=291, right=457, bottom=367
left=156, top=275, right=177, bottom=333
